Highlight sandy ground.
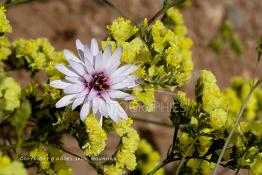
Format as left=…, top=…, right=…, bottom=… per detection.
left=3, top=0, right=262, bottom=174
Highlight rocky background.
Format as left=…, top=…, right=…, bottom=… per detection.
left=3, top=0, right=262, bottom=174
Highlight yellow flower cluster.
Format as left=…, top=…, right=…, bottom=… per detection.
left=0, top=7, right=12, bottom=33
left=107, top=17, right=139, bottom=42
left=136, top=139, right=164, bottom=175
left=0, top=153, right=27, bottom=175
left=30, top=144, right=72, bottom=175
left=0, top=76, right=21, bottom=116
left=82, top=114, right=107, bottom=156
left=13, top=38, right=56, bottom=70
left=104, top=118, right=140, bottom=175
left=12, top=37, right=66, bottom=102
left=102, top=8, right=193, bottom=111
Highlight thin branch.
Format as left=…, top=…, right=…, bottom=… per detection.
left=175, top=136, right=198, bottom=175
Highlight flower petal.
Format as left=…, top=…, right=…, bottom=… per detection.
left=64, top=84, right=85, bottom=94
left=56, top=64, right=79, bottom=77
left=83, top=58, right=95, bottom=74
left=109, top=47, right=122, bottom=70
left=109, top=76, right=126, bottom=85
left=80, top=101, right=90, bottom=121
left=95, top=52, right=103, bottom=70
left=111, top=65, right=138, bottom=78
left=90, top=38, right=99, bottom=56
left=63, top=49, right=82, bottom=63
left=102, top=45, right=112, bottom=65
left=75, top=88, right=89, bottom=98
left=87, top=88, right=98, bottom=101
left=65, top=76, right=85, bottom=84
left=112, top=47, right=122, bottom=63
left=72, top=96, right=85, bottom=110
left=76, top=39, right=85, bottom=60
left=55, top=94, right=76, bottom=108
left=50, top=80, right=72, bottom=89
left=116, top=103, right=128, bottom=120
left=111, top=81, right=137, bottom=90
left=68, top=60, right=86, bottom=75
left=83, top=45, right=94, bottom=64
left=105, top=47, right=122, bottom=73
left=107, top=100, right=120, bottom=123
left=109, top=90, right=135, bottom=100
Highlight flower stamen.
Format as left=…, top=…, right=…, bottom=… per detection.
left=90, top=72, right=110, bottom=91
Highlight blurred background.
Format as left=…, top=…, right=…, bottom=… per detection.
left=3, top=0, right=262, bottom=174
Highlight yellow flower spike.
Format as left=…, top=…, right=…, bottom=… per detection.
left=103, top=118, right=140, bottom=173
left=196, top=70, right=228, bottom=130
left=82, top=114, right=107, bottom=156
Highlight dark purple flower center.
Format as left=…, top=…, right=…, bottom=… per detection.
left=90, top=72, right=110, bottom=91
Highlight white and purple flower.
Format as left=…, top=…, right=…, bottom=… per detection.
left=50, top=38, right=138, bottom=124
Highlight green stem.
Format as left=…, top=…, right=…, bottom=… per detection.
left=132, top=116, right=173, bottom=128
left=148, top=0, right=186, bottom=25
